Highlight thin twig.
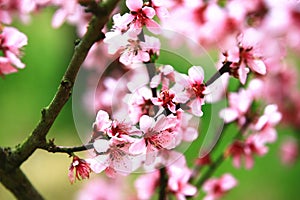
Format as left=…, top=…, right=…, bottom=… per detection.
left=195, top=123, right=249, bottom=188
left=205, top=61, right=232, bottom=86
left=158, top=167, right=168, bottom=200
left=39, top=143, right=94, bottom=156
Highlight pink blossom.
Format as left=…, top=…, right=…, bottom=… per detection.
left=168, top=166, right=197, bottom=200
left=129, top=115, right=178, bottom=165
left=227, top=135, right=269, bottom=169
left=244, top=134, right=269, bottom=168
left=125, top=0, right=161, bottom=35
left=77, top=177, right=126, bottom=200
left=92, top=110, right=135, bottom=143
left=176, top=66, right=207, bottom=117
left=134, top=170, right=160, bottom=199
left=174, top=109, right=198, bottom=143
left=68, top=156, right=91, bottom=184
left=0, top=0, right=40, bottom=24
left=0, top=26, right=27, bottom=75
left=151, top=89, right=177, bottom=113
left=219, top=89, right=253, bottom=125
left=203, top=173, right=237, bottom=200
left=148, top=0, right=169, bottom=19
left=126, top=86, right=155, bottom=124
left=150, top=65, right=175, bottom=89
left=90, top=139, right=133, bottom=178
left=280, top=137, right=299, bottom=166
left=104, top=31, right=160, bottom=66
left=227, top=141, right=251, bottom=169
left=51, top=0, right=77, bottom=28
left=93, top=110, right=112, bottom=132
left=224, top=29, right=267, bottom=84
left=252, top=104, right=282, bottom=143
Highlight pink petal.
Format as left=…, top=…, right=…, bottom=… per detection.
left=233, top=155, right=241, bottom=168
left=220, top=174, right=237, bottom=190
left=51, top=9, right=67, bottom=28
left=248, top=59, right=266, bottom=75
left=139, top=115, right=155, bottom=132
left=245, top=155, right=254, bottom=169
left=126, top=0, right=143, bottom=11
left=93, top=139, right=110, bottom=153
left=94, top=110, right=111, bottom=131
left=182, top=184, right=197, bottom=196
left=112, top=154, right=132, bottom=174
left=182, top=127, right=198, bottom=142
left=150, top=74, right=161, bottom=88
left=145, top=19, right=161, bottom=34
left=188, top=66, right=204, bottom=83
left=0, top=57, right=17, bottom=75
left=261, top=128, right=277, bottom=143
left=129, top=139, right=146, bottom=154
left=137, top=51, right=150, bottom=62
left=203, top=179, right=217, bottom=192
left=142, top=6, right=156, bottom=18
left=86, top=157, right=107, bottom=173
left=190, top=98, right=203, bottom=117
left=238, top=64, right=249, bottom=85
left=219, top=108, right=239, bottom=123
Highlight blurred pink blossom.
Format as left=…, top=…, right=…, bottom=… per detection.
left=203, top=173, right=237, bottom=200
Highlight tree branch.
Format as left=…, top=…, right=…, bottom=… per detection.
left=0, top=1, right=120, bottom=200
left=158, top=167, right=168, bottom=200
left=205, top=61, right=232, bottom=86
left=6, top=0, right=120, bottom=171
left=39, top=142, right=94, bottom=156
left=0, top=168, right=43, bottom=200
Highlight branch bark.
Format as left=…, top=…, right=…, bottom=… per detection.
left=6, top=0, right=120, bottom=171
left=0, top=0, right=120, bottom=199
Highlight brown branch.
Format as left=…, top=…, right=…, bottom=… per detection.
left=205, top=61, right=232, bottom=86
left=0, top=1, right=120, bottom=199
left=5, top=0, right=120, bottom=171
left=158, top=167, right=168, bottom=200
left=39, top=142, right=94, bottom=156
left=0, top=168, right=43, bottom=200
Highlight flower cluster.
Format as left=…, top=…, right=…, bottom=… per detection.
left=2, top=0, right=300, bottom=200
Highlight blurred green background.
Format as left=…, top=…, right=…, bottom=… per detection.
left=0, top=9, right=300, bottom=200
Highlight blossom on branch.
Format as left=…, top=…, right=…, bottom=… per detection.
left=125, top=0, right=161, bottom=35
left=68, top=156, right=91, bottom=184
left=175, top=66, right=207, bottom=117
left=203, top=173, right=237, bottom=200
left=104, top=31, right=160, bottom=66
left=0, top=26, right=27, bottom=76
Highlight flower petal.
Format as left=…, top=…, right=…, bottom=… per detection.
left=126, top=0, right=143, bottom=11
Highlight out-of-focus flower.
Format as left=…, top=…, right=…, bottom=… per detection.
left=253, top=104, right=282, bottom=143
left=219, top=89, right=253, bottom=125
left=134, top=170, right=160, bottom=199
left=280, top=137, right=299, bottom=166
left=203, top=173, right=237, bottom=200
left=76, top=177, right=129, bottom=200
left=227, top=134, right=268, bottom=169
left=68, top=156, right=91, bottom=184
left=0, top=26, right=27, bottom=75
left=168, top=165, right=197, bottom=200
